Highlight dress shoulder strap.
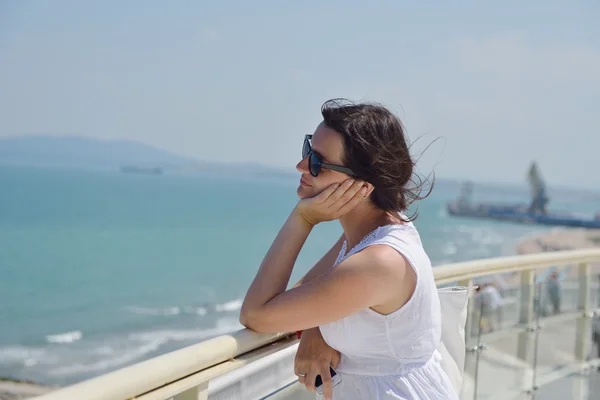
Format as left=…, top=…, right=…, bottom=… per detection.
left=334, top=223, right=417, bottom=266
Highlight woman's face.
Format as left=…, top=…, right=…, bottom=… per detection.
left=296, top=122, right=352, bottom=199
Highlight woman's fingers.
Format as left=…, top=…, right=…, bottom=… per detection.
left=321, top=179, right=355, bottom=206
left=337, top=180, right=365, bottom=205
left=319, top=361, right=334, bottom=400
left=298, top=374, right=306, bottom=385
left=323, top=179, right=363, bottom=208
left=304, top=365, right=319, bottom=392
left=331, top=350, right=341, bottom=369
left=329, top=180, right=370, bottom=216
left=296, top=179, right=373, bottom=225
left=335, top=185, right=368, bottom=215
left=294, top=359, right=307, bottom=384
left=313, top=181, right=342, bottom=204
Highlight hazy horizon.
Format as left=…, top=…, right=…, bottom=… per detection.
left=3, top=134, right=600, bottom=197
left=1, top=1, right=598, bottom=188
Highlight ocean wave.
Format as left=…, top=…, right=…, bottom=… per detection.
left=0, top=346, right=46, bottom=363
left=1, top=317, right=243, bottom=381
left=125, top=306, right=181, bottom=316
left=50, top=318, right=243, bottom=376
left=441, top=242, right=458, bottom=256
left=50, top=318, right=242, bottom=375
left=182, top=306, right=207, bottom=316
left=444, top=224, right=505, bottom=246
left=125, top=298, right=242, bottom=317
left=214, top=299, right=242, bottom=312
left=0, top=346, right=55, bottom=368
left=46, top=330, right=82, bottom=344
left=91, top=345, right=115, bottom=356
left=50, top=338, right=166, bottom=376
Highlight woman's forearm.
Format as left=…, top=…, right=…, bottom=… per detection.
left=292, top=234, right=344, bottom=289
left=240, top=209, right=314, bottom=327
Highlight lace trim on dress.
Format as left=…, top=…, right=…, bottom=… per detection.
left=334, top=223, right=412, bottom=266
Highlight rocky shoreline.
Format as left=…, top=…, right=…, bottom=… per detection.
left=0, top=378, right=54, bottom=400
left=515, top=227, right=600, bottom=276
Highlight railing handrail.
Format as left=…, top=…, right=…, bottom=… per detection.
left=32, top=248, right=600, bottom=400
left=433, top=248, right=600, bottom=284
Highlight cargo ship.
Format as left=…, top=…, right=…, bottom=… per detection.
left=119, top=165, right=163, bottom=175
left=447, top=162, right=600, bottom=229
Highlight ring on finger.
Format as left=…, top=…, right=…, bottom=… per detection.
left=298, top=372, right=307, bottom=377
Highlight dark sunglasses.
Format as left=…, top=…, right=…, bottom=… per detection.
left=302, top=134, right=356, bottom=177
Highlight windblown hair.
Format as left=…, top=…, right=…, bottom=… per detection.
left=320, top=98, right=434, bottom=221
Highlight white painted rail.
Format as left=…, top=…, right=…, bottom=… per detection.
left=32, top=248, right=600, bottom=400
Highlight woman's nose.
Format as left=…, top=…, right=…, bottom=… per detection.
left=296, top=156, right=309, bottom=173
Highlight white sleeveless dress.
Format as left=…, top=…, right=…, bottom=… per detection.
left=318, top=222, right=459, bottom=399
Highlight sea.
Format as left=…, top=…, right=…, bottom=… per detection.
left=0, top=165, right=598, bottom=386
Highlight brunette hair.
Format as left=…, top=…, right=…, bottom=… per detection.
left=321, top=98, right=434, bottom=220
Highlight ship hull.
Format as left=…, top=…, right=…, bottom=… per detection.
left=447, top=203, right=600, bottom=229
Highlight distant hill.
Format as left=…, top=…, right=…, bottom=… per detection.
left=0, top=135, right=197, bottom=169
left=0, top=135, right=295, bottom=178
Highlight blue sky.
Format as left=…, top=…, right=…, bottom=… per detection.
left=1, top=1, right=598, bottom=188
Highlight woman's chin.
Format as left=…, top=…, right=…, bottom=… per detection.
left=296, top=185, right=312, bottom=199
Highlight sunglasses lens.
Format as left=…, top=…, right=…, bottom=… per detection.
left=302, top=138, right=310, bottom=159
left=309, top=153, right=321, bottom=177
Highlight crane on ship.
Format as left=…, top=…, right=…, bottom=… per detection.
left=526, top=161, right=549, bottom=215
left=446, top=161, right=600, bottom=229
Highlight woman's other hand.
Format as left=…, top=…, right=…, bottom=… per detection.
left=294, top=327, right=341, bottom=400
left=295, top=179, right=373, bottom=226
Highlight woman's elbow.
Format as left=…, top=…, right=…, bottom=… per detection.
left=239, top=318, right=268, bottom=333
left=239, top=307, right=274, bottom=333
left=239, top=311, right=256, bottom=331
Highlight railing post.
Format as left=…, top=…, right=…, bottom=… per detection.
left=458, top=279, right=476, bottom=400
left=174, top=382, right=209, bottom=400
left=459, top=279, right=474, bottom=346
left=517, top=269, right=535, bottom=362
left=575, top=262, right=591, bottom=362
left=516, top=269, right=535, bottom=392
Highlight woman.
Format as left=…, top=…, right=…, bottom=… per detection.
left=240, top=99, right=458, bottom=399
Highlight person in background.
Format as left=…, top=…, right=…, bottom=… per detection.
left=474, top=286, right=487, bottom=332
left=593, top=312, right=600, bottom=362
left=546, top=271, right=562, bottom=315
left=483, top=283, right=504, bottom=331
left=240, top=99, right=458, bottom=399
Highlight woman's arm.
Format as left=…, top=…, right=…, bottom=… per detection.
left=240, top=243, right=409, bottom=333
left=240, top=179, right=368, bottom=331
left=240, top=209, right=315, bottom=327
left=292, top=234, right=345, bottom=289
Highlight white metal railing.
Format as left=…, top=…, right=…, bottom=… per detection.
left=31, top=248, right=600, bottom=400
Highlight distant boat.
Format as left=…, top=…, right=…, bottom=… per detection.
left=119, top=165, right=163, bottom=175
left=447, top=162, right=600, bottom=229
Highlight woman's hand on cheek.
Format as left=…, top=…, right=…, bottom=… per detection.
left=364, top=183, right=374, bottom=198
left=295, top=179, right=369, bottom=225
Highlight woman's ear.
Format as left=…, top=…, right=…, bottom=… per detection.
left=365, top=183, right=375, bottom=196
